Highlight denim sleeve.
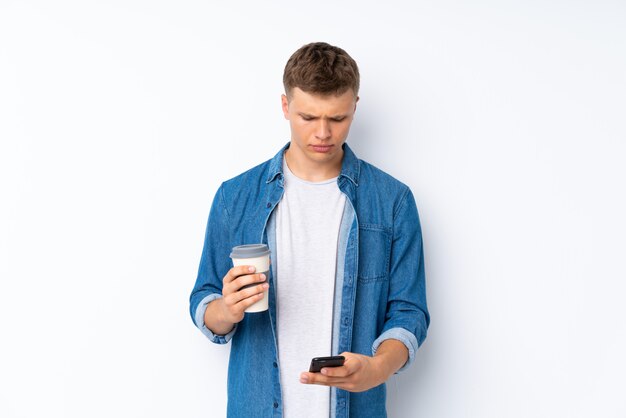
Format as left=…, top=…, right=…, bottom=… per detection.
left=373, top=188, right=430, bottom=372
left=189, top=183, right=236, bottom=344
left=371, top=327, right=418, bottom=372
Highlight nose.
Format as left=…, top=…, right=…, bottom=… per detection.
left=315, top=119, right=331, bottom=140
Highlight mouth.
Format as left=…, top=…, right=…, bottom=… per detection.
left=310, top=144, right=334, bottom=153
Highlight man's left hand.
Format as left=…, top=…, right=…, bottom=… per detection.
left=299, top=351, right=390, bottom=393
left=300, top=339, right=408, bottom=392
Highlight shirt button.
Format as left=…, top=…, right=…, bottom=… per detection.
left=273, top=362, right=277, bottom=368
left=266, top=202, right=272, bottom=208
left=273, top=402, right=279, bottom=408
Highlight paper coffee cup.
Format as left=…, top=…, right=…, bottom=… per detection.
left=230, top=244, right=270, bottom=313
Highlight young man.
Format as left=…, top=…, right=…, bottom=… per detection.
left=190, top=42, right=429, bottom=418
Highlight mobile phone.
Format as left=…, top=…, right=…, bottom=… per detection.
left=309, top=355, right=345, bottom=373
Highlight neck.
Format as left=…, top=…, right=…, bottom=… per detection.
left=284, top=147, right=343, bottom=182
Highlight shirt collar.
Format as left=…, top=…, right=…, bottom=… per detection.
left=266, top=142, right=360, bottom=186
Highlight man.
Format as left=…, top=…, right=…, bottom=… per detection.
left=189, top=42, right=429, bottom=418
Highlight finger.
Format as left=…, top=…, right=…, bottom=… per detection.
left=318, top=354, right=358, bottom=378
left=339, top=352, right=361, bottom=374
left=232, top=288, right=267, bottom=311
left=300, top=372, right=332, bottom=385
left=224, top=273, right=266, bottom=297
left=234, top=281, right=269, bottom=301
left=300, top=372, right=348, bottom=386
left=320, top=365, right=351, bottom=378
left=224, top=280, right=268, bottom=305
left=300, top=372, right=360, bottom=392
left=224, top=265, right=256, bottom=284
left=231, top=273, right=267, bottom=292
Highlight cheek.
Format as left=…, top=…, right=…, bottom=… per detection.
left=294, top=122, right=313, bottom=137
left=336, top=123, right=351, bottom=136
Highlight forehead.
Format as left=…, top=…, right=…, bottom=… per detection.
left=289, top=87, right=356, bottom=114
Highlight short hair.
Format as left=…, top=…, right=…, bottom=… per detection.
left=283, top=42, right=360, bottom=98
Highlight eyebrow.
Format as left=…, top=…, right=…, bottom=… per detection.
left=298, top=112, right=347, bottom=120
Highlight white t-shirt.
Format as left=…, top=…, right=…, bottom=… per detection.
left=275, top=159, right=346, bottom=418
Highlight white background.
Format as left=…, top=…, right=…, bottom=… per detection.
left=1, top=1, right=625, bottom=417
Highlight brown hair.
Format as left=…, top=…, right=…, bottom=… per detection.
left=283, top=42, right=360, bottom=98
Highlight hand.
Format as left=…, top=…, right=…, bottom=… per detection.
left=218, top=265, right=268, bottom=324
left=299, top=352, right=389, bottom=393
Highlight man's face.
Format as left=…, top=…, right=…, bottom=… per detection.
left=281, top=87, right=358, bottom=172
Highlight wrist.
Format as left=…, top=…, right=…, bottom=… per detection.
left=370, top=354, right=394, bottom=383
left=206, top=297, right=236, bottom=335
left=371, top=339, right=409, bottom=380
left=214, top=297, right=228, bottom=323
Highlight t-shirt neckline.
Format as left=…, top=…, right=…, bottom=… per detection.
left=282, top=157, right=339, bottom=186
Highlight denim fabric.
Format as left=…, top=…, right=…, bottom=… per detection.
left=189, top=142, right=429, bottom=418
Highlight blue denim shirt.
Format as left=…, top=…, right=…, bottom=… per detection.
left=190, top=143, right=429, bottom=418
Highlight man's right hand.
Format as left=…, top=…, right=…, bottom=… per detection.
left=204, top=265, right=269, bottom=335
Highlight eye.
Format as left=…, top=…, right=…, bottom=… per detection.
left=331, top=117, right=346, bottom=122
left=301, top=115, right=313, bottom=121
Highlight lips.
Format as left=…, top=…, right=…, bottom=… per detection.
left=310, top=144, right=334, bottom=153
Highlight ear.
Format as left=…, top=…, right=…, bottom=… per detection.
left=353, top=96, right=359, bottom=113
left=281, top=94, right=290, bottom=119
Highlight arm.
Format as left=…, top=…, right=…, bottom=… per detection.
left=372, top=187, right=429, bottom=370
left=189, top=184, right=268, bottom=343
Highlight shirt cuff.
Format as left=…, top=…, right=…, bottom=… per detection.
left=371, top=327, right=419, bottom=373
left=194, top=293, right=237, bottom=344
